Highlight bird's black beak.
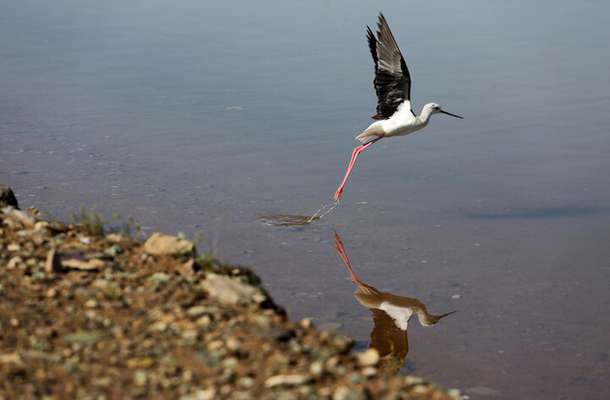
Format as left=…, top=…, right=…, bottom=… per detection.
left=440, top=110, right=463, bottom=119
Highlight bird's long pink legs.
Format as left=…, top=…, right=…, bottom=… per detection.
left=333, top=137, right=382, bottom=201
left=334, top=232, right=359, bottom=284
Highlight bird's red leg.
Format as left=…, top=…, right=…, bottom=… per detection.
left=333, top=138, right=381, bottom=201
left=334, top=232, right=360, bottom=284
left=334, top=232, right=378, bottom=295
left=333, top=146, right=361, bottom=200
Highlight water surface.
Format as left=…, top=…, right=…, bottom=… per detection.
left=2, top=1, right=610, bottom=398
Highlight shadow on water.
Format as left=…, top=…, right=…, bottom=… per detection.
left=465, top=205, right=608, bottom=220
left=333, top=232, right=455, bottom=375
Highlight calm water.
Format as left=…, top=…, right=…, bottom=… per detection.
left=2, top=1, right=610, bottom=398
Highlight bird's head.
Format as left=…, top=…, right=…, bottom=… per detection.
left=421, top=310, right=457, bottom=326
left=424, top=103, right=463, bottom=119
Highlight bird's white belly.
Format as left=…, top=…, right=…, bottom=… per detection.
left=379, top=302, right=413, bottom=330
left=382, top=118, right=425, bottom=137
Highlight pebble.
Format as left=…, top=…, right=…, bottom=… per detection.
left=405, top=376, right=424, bottom=385
left=207, top=340, right=224, bottom=351
left=356, top=349, right=379, bottom=367
left=265, top=374, right=309, bottom=388
left=177, top=259, right=196, bottom=276
left=104, top=244, right=122, bottom=256
left=7, top=243, right=20, bottom=252
left=361, top=367, right=377, bottom=377
left=309, top=361, right=324, bottom=376
left=44, top=247, right=61, bottom=274
left=143, top=232, right=195, bottom=256
left=92, top=377, right=112, bottom=387
left=299, top=318, right=313, bottom=328
left=127, top=357, right=154, bottom=369
left=332, top=386, right=350, bottom=400
left=187, top=305, right=208, bottom=317
left=63, top=331, right=101, bottom=345
left=181, top=370, right=193, bottom=383
left=134, top=370, right=148, bottom=386
left=7, top=256, right=23, bottom=269
left=222, top=357, right=238, bottom=370
left=85, top=299, right=98, bottom=308
left=3, top=209, right=35, bottom=228
left=182, top=330, right=198, bottom=341
left=237, top=376, right=254, bottom=388
left=180, top=389, right=216, bottom=400
left=0, top=352, right=24, bottom=366
left=225, top=337, right=240, bottom=351
left=151, top=321, right=167, bottom=332
left=196, top=315, right=212, bottom=327
left=150, top=272, right=170, bottom=283
left=106, top=233, right=124, bottom=243
left=201, top=273, right=265, bottom=306
left=62, top=258, right=105, bottom=271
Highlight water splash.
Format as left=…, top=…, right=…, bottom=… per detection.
left=307, top=200, right=339, bottom=223
left=258, top=200, right=340, bottom=227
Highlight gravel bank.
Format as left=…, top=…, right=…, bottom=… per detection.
left=0, top=188, right=459, bottom=399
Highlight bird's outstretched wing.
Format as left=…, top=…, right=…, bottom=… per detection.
left=367, top=13, right=412, bottom=120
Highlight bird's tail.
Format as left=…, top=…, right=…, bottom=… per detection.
left=355, top=122, right=384, bottom=143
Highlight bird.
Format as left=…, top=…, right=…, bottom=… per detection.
left=333, top=231, right=455, bottom=373
left=334, top=13, right=463, bottom=201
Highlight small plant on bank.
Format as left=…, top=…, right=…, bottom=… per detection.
left=72, top=206, right=104, bottom=236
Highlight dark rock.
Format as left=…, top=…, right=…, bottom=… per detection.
left=0, top=185, right=19, bottom=209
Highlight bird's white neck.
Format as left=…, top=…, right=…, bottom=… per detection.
left=417, top=106, right=435, bottom=124
left=415, top=309, right=435, bottom=326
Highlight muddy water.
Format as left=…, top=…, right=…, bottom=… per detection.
left=2, top=1, right=610, bottom=398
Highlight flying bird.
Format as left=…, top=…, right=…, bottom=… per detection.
left=334, top=13, right=462, bottom=201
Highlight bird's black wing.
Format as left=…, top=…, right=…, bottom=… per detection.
left=367, top=13, right=412, bottom=120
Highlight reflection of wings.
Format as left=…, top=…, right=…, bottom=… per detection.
left=369, top=309, right=408, bottom=373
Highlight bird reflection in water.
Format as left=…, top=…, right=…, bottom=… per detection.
left=333, top=232, right=455, bottom=374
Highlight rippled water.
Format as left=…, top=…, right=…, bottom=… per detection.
left=2, top=1, right=610, bottom=398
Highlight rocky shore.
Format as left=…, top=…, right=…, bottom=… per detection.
left=0, top=186, right=458, bottom=399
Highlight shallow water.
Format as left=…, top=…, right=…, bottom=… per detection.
left=2, top=1, right=610, bottom=398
